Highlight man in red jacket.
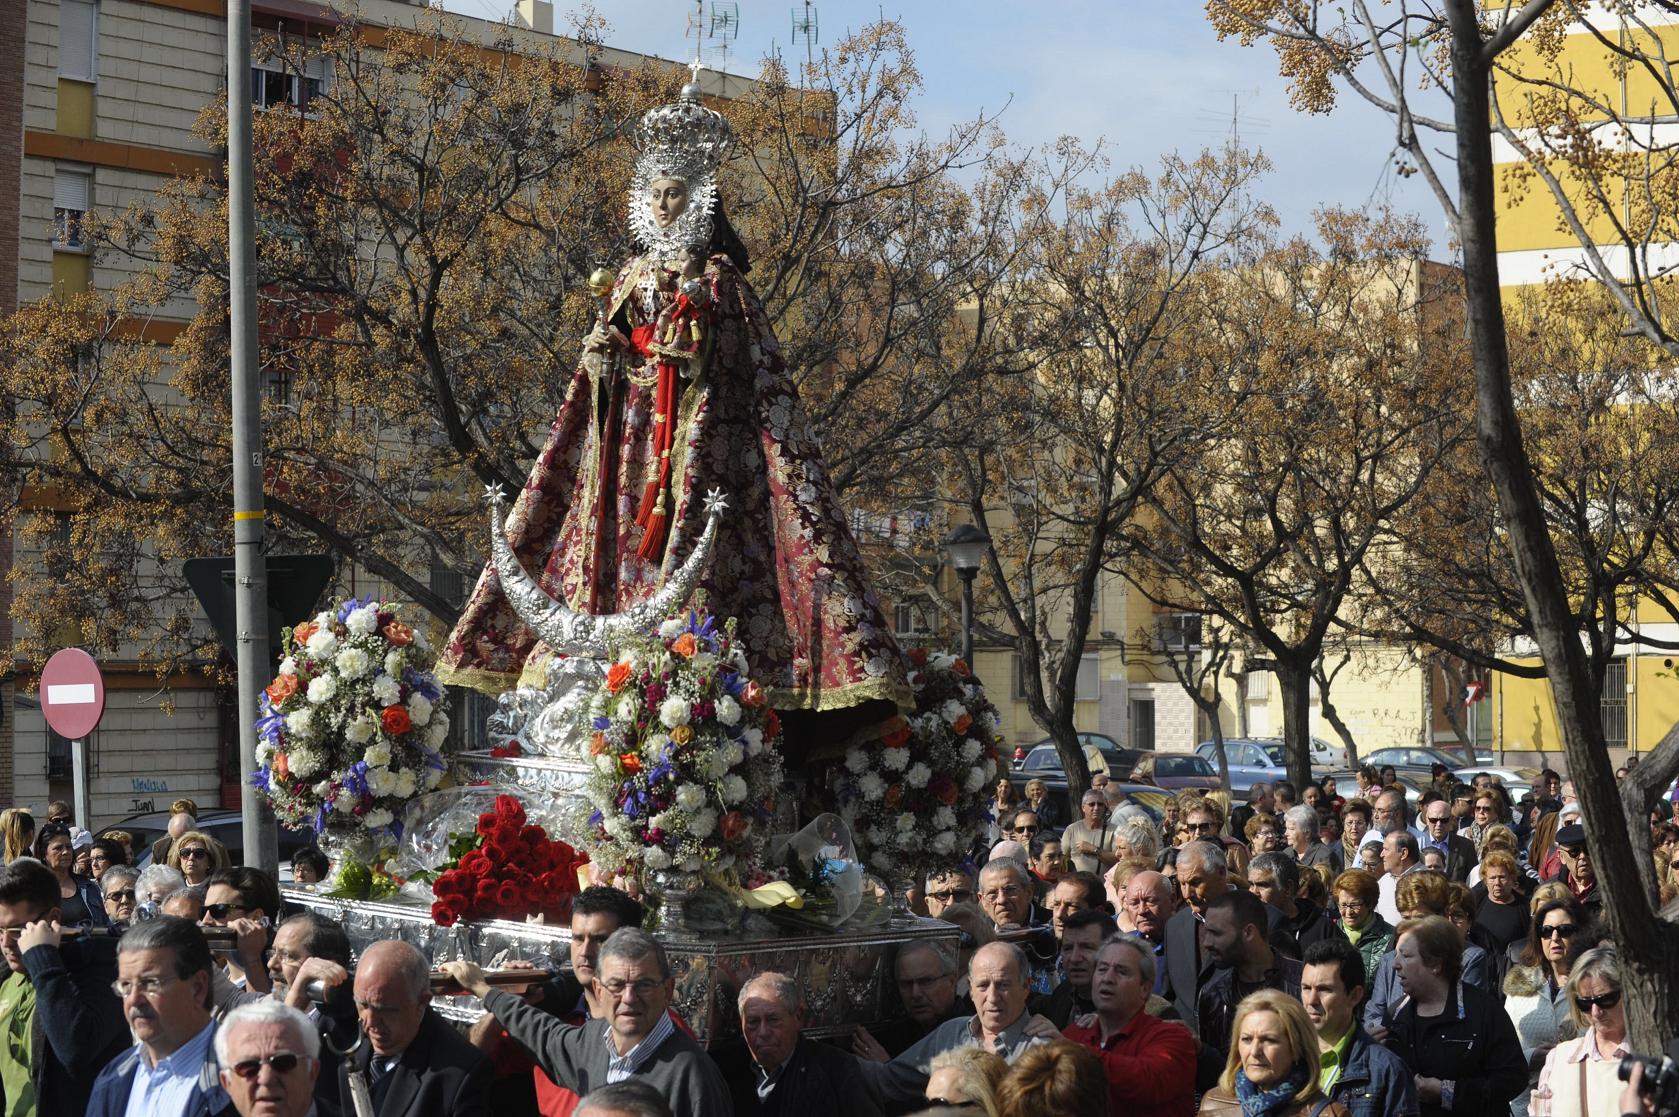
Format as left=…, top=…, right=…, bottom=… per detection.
left=1061, top=936, right=1195, bottom=1117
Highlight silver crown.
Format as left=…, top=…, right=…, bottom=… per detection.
left=628, top=75, right=734, bottom=255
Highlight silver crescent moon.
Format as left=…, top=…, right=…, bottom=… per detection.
left=486, top=486, right=728, bottom=659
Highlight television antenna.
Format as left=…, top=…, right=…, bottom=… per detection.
left=687, top=1, right=741, bottom=76
left=791, top=2, right=819, bottom=77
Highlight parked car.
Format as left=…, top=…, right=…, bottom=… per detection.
left=1361, top=748, right=1534, bottom=794
left=97, top=808, right=315, bottom=874
left=1130, top=752, right=1221, bottom=791
left=1195, top=738, right=1289, bottom=795
left=1007, top=741, right=1142, bottom=797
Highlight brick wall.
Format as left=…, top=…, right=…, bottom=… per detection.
left=2, top=1, right=24, bottom=806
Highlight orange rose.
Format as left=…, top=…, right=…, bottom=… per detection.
left=882, top=717, right=911, bottom=748
left=671, top=633, right=697, bottom=657
left=953, top=714, right=973, bottom=735
left=606, top=662, right=633, bottom=693
left=741, top=681, right=766, bottom=708
left=265, top=674, right=297, bottom=705
left=907, top=648, right=928, bottom=666
left=381, top=621, right=414, bottom=647
left=952, top=658, right=970, bottom=676
left=671, top=725, right=694, bottom=746
left=381, top=705, right=413, bottom=736
left=720, top=811, right=750, bottom=841
left=274, top=752, right=291, bottom=781
left=292, top=621, right=318, bottom=647
left=590, top=732, right=607, bottom=756
left=620, top=752, right=642, bottom=775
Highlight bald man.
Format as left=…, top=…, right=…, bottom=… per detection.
left=340, top=941, right=489, bottom=1117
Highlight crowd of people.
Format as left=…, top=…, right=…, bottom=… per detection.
left=0, top=768, right=1664, bottom=1117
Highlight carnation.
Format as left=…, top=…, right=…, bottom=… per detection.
left=394, top=770, right=417, bottom=797
left=371, top=675, right=400, bottom=705
left=961, top=740, right=983, bottom=763
left=643, top=846, right=673, bottom=870
left=306, top=674, right=338, bottom=704
left=866, top=826, right=887, bottom=848
left=595, top=754, right=616, bottom=773
left=616, top=693, right=640, bottom=721
left=720, top=742, right=745, bottom=767
left=278, top=657, right=298, bottom=677
left=408, top=695, right=433, bottom=727
left=333, top=795, right=355, bottom=814
left=675, top=784, right=706, bottom=812
left=689, top=651, right=717, bottom=675
left=658, top=619, right=684, bottom=639
left=362, top=808, right=393, bottom=830
left=905, top=762, right=932, bottom=789
left=721, top=774, right=748, bottom=804
left=335, top=647, right=371, bottom=680
left=285, top=708, right=315, bottom=737
left=844, top=748, right=869, bottom=774
left=933, top=807, right=957, bottom=830
left=858, top=773, right=886, bottom=801
left=932, top=831, right=957, bottom=855
left=941, top=699, right=965, bottom=724
left=288, top=747, right=322, bottom=778
left=384, top=651, right=403, bottom=676
left=363, top=743, right=392, bottom=769
left=659, top=697, right=691, bottom=728
left=714, top=695, right=741, bottom=726
left=304, top=629, right=338, bottom=658
left=895, top=812, right=917, bottom=833
left=880, top=747, right=911, bottom=772
left=312, top=779, right=333, bottom=799
left=426, top=719, right=449, bottom=748
left=689, top=808, right=718, bottom=838
left=742, top=727, right=765, bottom=755
left=345, top=716, right=376, bottom=745
left=963, top=769, right=987, bottom=793
left=422, top=765, right=445, bottom=790
left=345, top=604, right=379, bottom=635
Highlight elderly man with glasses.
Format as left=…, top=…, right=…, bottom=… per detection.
left=1061, top=792, right=1122, bottom=875
left=1419, top=799, right=1476, bottom=883
left=100, top=865, right=141, bottom=925
left=443, top=929, right=730, bottom=1116
left=217, top=1000, right=321, bottom=1117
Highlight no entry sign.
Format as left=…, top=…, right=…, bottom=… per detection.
left=41, top=648, right=105, bottom=740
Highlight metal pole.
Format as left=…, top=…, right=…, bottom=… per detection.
left=959, top=570, right=975, bottom=666
left=228, top=0, right=276, bottom=872
left=70, top=739, right=91, bottom=833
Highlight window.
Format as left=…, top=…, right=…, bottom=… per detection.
left=53, top=169, right=91, bottom=250
left=1012, top=654, right=1100, bottom=701
left=893, top=600, right=930, bottom=638
left=58, top=0, right=97, bottom=82
left=1130, top=699, right=1155, bottom=751
left=1243, top=670, right=1269, bottom=699
left=251, top=53, right=330, bottom=111
left=1602, top=657, right=1628, bottom=751
left=1157, top=611, right=1202, bottom=651
left=46, top=728, right=72, bottom=782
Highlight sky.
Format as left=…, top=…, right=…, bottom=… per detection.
left=437, top=0, right=1451, bottom=254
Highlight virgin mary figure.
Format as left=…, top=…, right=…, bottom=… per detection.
left=438, top=77, right=909, bottom=742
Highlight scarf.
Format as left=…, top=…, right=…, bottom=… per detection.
left=1235, top=1066, right=1311, bottom=1117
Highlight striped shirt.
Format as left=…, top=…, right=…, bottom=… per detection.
left=604, top=1011, right=677, bottom=1083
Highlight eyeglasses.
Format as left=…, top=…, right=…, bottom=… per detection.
left=1576, top=990, right=1622, bottom=1012
left=203, top=903, right=248, bottom=921
left=600, top=978, right=662, bottom=999
left=1539, top=924, right=1577, bottom=940
left=104, top=890, right=136, bottom=903
left=112, top=975, right=181, bottom=999
left=230, top=1053, right=307, bottom=1079
left=981, top=886, right=1022, bottom=900
left=178, top=848, right=210, bottom=861
left=926, top=889, right=973, bottom=904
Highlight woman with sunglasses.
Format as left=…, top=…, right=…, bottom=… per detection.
left=1502, top=897, right=1587, bottom=1117
left=1528, top=947, right=1628, bottom=1117
left=166, top=830, right=229, bottom=886
left=34, top=822, right=108, bottom=927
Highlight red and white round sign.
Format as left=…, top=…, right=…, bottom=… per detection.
left=40, top=648, right=106, bottom=740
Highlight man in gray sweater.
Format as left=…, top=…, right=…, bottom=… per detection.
left=439, top=929, right=731, bottom=1115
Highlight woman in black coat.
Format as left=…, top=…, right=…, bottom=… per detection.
left=1384, top=915, right=1528, bottom=1117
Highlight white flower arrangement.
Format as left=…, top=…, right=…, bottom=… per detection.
left=836, top=647, right=1002, bottom=882
left=254, top=596, right=454, bottom=842
left=579, top=610, right=783, bottom=883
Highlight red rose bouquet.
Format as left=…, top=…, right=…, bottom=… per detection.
left=426, top=795, right=588, bottom=926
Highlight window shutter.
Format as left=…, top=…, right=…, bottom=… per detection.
left=59, top=0, right=97, bottom=81
left=54, top=169, right=89, bottom=212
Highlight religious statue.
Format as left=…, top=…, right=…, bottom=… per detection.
left=438, top=74, right=909, bottom=747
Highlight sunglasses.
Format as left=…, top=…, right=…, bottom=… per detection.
left=1576, top=990, right=1622, bottom=1012
left=178, top=848, right=210, bottom=860
left=105, top=889, right=136, bottom=903
left=203, top=903, right=247, bottom=921
left=926, top=890, right=973, bottom=904
left=1540, top=923, right=1577, bottom=939
left=229, top=1053, right=306, bottom=1079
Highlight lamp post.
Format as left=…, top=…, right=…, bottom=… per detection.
left=942, top=524, right=991, bottom=666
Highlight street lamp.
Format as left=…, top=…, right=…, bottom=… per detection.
left=942, top=524, right=991, bottom=665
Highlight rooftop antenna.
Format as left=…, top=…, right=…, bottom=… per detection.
left=685, top=1, right=739, bottom=77
left=790, top=1, right=819, bottom=83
